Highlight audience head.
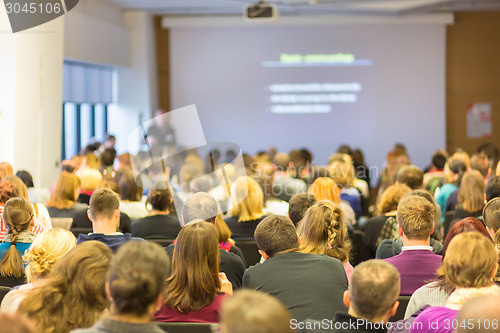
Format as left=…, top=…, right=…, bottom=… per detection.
left=15, top=170, right=34, bottom=188
left=431, top=150, right=448, bottom=170
left=0, top=313, right=37, bottom=333
left=345, top=260, right=400, bottom=322
left=165, top=221, right=221, bottom=313
left=147, top=181, right=172, bottom=213
left=24, top=228, right=76, bottom=283
left=456, top=295, right=500, bottom=333
left=178, top=163, right=203, bottom=193
left=483, top=198, right=500, bottom=244
left=182, top=192, right=218, bottom=225
left=439, top=232, right=497, bottom=288
left=0, top=197, right=34, bottom=279
left=2, top=175, right=30, bottom=202
left=254, top=215, right=299, bottom=259
left=79, top=168, right=103, bottom=192
left=458, top=170, right=485, bottom=213
left=352, top=149, right=367, bottom=169
left=273, top=152, right=290, bottom=172
left=0, top=182, right=19, bottom=206
left=442, top=217, right=489, bottom=258
left=47, top=171, right=81, bottom=209
left=396, top=195, right=435, bottom=240
left=288, top=193, right=317, bottom=226
left=396, top=165, right=423, bottom=190
left=297, top=200, right=351, bottom=263
left=0, top=162, right=14, bottom=181
left=88, top=188, right=120, bottom=223
left=229, top=176, right=264, bottom=222
left=485, top=176, right=500, bottom=202
left=471, top=152, right=490, bottom=178
left=108, top=241, right=170, bottom=318
left=328, top=159, right=355, bottom=188
left=100, top=148, right=117, bottom=168
left=220, top=290, right=293, bottom=333
left=308, top=177, right=340, bottom=205
left=99, top=179, right=120, bottom=195
left=115, top=168, right=142, bottom=202
left=182, top=192, right=231, bottom=242
left=18, top=241, right=112, bottom=333
left=445, top=158, right=467, bottom=185
left=376, top=183, right=412, bottom=215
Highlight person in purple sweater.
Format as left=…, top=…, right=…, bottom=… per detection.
left=384, top=195, right=441, bottom=295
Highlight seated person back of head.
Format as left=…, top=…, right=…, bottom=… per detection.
left=72, top=241, right=170, bottom=333
left=154, top=221, right=232, bottom=323
left=131, top=181, right=181, bottom=239
left=243, top=215, right=348, bottom=322
left=301, top=260, right=400, bottom=333
left=165, top=192, right=245, bottom=289
left=288, top=193, right=317, bottom=226
left=77, top=188, right=143, bottom=252
left=383, top=195, right=441, bottom=295
left=220, top=290, right=293, bottom=333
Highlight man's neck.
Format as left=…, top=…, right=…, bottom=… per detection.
left=93, top=219, right=118, bottom=235
left=150, top=209, right=169, bottom=216
left=402, top=236, right=431, bottom=247
left=348, top=309, right=390, bottom=324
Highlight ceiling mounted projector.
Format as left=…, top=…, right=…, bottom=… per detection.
left=244, top=2, right=278, bottom=22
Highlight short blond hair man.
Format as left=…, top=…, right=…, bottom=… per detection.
left=384, top=195, right=441, bottom=295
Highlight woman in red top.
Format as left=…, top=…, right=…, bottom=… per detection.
left=154, top=221, right=232, bottom=323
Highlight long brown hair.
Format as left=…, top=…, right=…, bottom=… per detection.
left=458, top=170, right=485, bottom=212
left=46, top=172, right=81, bottom=210
left=0, top=198, right=34, bottom=279
left=297, top=200, right=351, bottom=263
left=164, top=221, right=221, bottom=313
left=18, top=241, right=112, bottom=333
left=3, top=175, right=39, bottom=218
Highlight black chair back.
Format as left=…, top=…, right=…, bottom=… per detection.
left=156, top=322, right=218, bottom=333
left=146, top=238, right=176, bottom=247
left=70, top=227, right=93, bottom=238
left=389, top=295, right=411, bottom=322
left=443, top=211, right=455, bottom=238
left=236, top=240, right=261, bottom=268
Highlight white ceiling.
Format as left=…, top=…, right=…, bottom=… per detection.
left=104, top=0, right=500, bottom=16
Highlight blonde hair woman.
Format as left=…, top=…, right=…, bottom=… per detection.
left=410, top=232, right=500, bottom=333
left=1, top=228, right=76, bottom=313
left=46, top=171, right=87, bottom=218
left=225, top=176, right=265, bottom=239
left=452, top=170, right=485, bottom=223
left=297, top=200, right=353, bottom=279
left=308, top=177, right=356, bottom=225
left=18, top=241, right=112, bottom=333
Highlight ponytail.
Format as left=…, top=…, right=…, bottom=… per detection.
left=0, top=197, right=33, bottom=278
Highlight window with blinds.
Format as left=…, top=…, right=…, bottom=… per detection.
left=62, top=61, right=114, bottom=159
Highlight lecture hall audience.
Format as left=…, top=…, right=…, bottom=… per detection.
left=2, top=134, right=500, bottom=333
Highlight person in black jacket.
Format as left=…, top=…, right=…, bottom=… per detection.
left=131, top=181, right=181, bottom=239
left=243, top=215, right=348, bottom=322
